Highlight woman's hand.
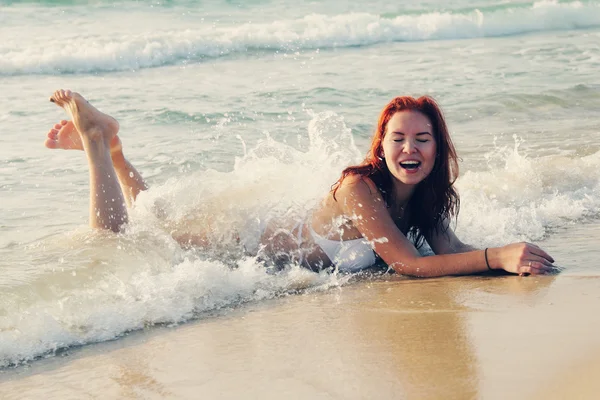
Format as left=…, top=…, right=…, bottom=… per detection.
left=490, top=242, right=557, bottom=276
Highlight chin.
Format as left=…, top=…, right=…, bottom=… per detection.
left=394, top=175, right=424, bottom=185
left=402, top=178, right=426, bottom=185
left=394, top=169, right=433, bottom=185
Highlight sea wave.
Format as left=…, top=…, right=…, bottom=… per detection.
left=2, top=111, right=600, bottom=368
left=2, top=0, right=599, bottom=75
left=456, top=138, right=600, bottom=246
left=0, top=110, right=360, bottom=368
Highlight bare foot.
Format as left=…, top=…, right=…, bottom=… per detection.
left=45, top=119, right=122, bottom=153
left=45, top=120, right=82, bottom=150
left=49, top=89, right=119, bottom=147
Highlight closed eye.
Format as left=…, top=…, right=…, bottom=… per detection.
left=393, top=139, right=429, bottom=143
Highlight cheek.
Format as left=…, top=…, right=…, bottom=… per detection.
left=423, top=143, right=437, bottom=163
left=384, top=157, right=395, bottom=171
left=381, top=143, right=395, bottom=161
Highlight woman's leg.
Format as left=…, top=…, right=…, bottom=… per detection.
left=50, top=89, right=127, bottom=232
left=46, top=120, right=147, bottom=207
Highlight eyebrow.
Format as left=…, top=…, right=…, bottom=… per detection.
left=391, top=131, right=432, bottom=136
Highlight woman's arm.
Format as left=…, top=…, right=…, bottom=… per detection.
left=426, top=222, right=557, bottom=276
left=335, top=177, right=555, bottom=277
left=426, top=220, right=477, bottom=254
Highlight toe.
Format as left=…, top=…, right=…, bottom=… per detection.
left=60, top=120, right=68, bottom=125
left=54, top=123, right=62, bottom=129
left=51, top=90, right=62, bottom=104
left=44, top=139, right=59, bottom=149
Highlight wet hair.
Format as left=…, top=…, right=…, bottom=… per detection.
left=332, top=96, right=460, bottom=248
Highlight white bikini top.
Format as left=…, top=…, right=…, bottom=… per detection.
left=308, top=223, right=376, bottom=273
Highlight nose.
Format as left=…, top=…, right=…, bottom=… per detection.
left=402, top=139, right=417, bottom=154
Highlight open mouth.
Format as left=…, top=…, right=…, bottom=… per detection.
left=400, top=161, right=421, bottom=170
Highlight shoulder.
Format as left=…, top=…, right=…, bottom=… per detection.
left=334, top=174, right=386, bottom=210
left=336, top=174, right=380, bottom=197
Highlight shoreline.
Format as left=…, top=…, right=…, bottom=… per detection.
left=1, top=273, right=599, bottom=400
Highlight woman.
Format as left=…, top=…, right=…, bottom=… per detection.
left=46, top=89, right=556, bottom=277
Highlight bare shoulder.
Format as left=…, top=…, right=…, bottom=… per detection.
left=335, top=174, right=381, bottom=200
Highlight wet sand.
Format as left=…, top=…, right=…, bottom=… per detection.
left=0, top=274, right=599, bottom=399
left=1, top=224, right=600, bottom=399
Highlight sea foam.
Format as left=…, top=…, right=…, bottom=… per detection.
left=456, top=137, right=600, bottom=246
left=1, top=111, right=600, bottom=368
left=2, top=0, right=599, bottom=75
left=0, top=110, right=358, bottom=368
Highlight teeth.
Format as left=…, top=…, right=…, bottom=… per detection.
left=400, top=160, right=421, bottom=170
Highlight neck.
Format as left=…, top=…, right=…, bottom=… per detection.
left=390, top=180, right=417, bottom=209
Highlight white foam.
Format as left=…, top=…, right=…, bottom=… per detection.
left=455, top=137, right=600, bottom=246
left=0, top=252, right=342, bottom=367
left=2, top=0, right=599, bottom=75
left=3, top=112, right=600, bottom=367
left=0, top=110, right=358, bottom=367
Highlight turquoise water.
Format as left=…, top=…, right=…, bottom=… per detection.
left=1, top=0, right=600, bottom=367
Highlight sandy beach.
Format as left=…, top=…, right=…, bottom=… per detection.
left=1, top=221, right=600, bottom=400
left=3, top=0, right=600, bottom=398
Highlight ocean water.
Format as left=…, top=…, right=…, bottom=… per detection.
left=1, top=0, right=600, bottom=367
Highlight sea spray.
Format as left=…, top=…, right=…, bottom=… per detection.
left=0, top=110, right=359, bottom=367
left=2, top=109, right=600, bottom=367
left=2, top=1, right=600, bottom=75
left=456, top=136, right=600, bottom=246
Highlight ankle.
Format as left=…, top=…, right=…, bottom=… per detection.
left=82, top=135, right=112, bottom=155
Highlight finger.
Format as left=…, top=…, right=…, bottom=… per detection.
left=525, top=262, right=555, bottom=275
left=527, top=256, right=555, bottom=268
left=518, top=264, right=542, bottom=276
left=533, top=262, right=564, bottom=273
left=529, top=247, right=554, bottom=263
left=518, top=266, right=546, bottom=276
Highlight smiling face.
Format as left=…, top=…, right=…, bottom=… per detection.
left=381, top=110, right=437, bottom=187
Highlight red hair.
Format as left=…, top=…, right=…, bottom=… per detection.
left=332, top=96, right=460, bottom=248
